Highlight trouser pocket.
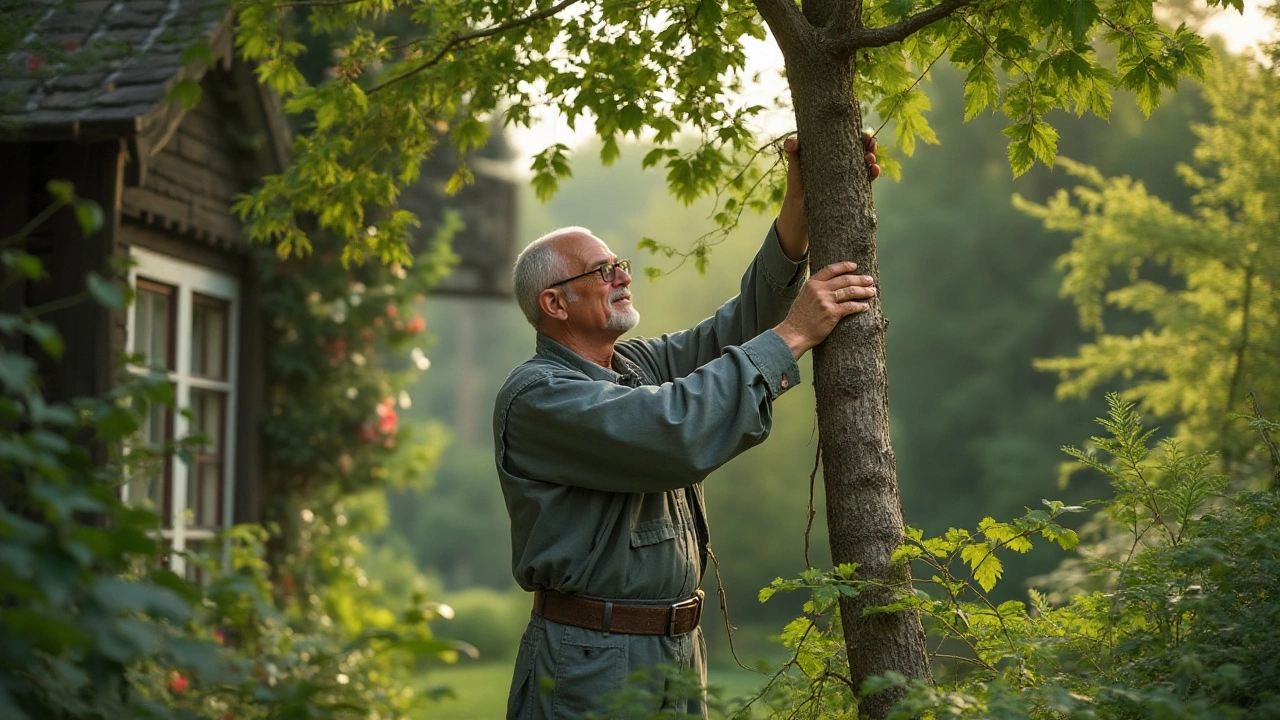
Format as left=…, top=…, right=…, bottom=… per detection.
left=506, top=627, right=539, bottom=720
left=552, top=640, right=626, bottom=718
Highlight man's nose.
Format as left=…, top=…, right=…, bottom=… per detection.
left=614, top=266, right=632, bottom=285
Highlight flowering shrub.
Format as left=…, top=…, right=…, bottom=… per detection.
left=0, top=186, right=467, bottom=719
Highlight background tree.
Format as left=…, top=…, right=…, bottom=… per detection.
left=233, top=1, right=1234, bottom=714
left=1021, top=52, right=1279, bottom=478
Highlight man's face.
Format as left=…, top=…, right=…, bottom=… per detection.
left=556, top=233, right=639, bottom=336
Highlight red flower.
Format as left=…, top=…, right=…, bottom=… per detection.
left=385, top=303, right=399, bottom=319
left=213, top=628, right=226, bottom=645
left=168, top=671, right=189, bottom=694
left=375, top=397, right=398, bottom=436
left=405, top=315, right=426, bottom=333
left=26, top=56, right=43, bottom=72
left=327, top=337, right=347, bottom=361
left=64, top=39, right=80, bottom=52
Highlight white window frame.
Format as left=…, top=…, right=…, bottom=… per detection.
left=125, top=247, right=240, bottom=577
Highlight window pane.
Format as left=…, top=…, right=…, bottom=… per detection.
left=188, top=463, right=222, bottom=528
left=191, top=297, right=228, bottom=378
left=128, top=392, right=172, bottom=518
left=133, top=282, right=174, bottom=370
left=184, top=540, right=213, bottom=586
left=189, top=389, right=225, bottom=455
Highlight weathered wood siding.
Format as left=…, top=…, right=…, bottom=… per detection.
left=122, top=69, right=251, bottom=251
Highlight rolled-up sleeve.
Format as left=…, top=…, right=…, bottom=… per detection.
left=502, top=331, right=800, bottom=493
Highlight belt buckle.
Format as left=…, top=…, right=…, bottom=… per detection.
left=667, top=590, right=704, bottom=636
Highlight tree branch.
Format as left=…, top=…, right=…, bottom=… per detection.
left=1249, top=389, right=1280, bottom=492
left=367, top=0, right=582, bottom=95
left=751, top=0, right=812, bottom=60
left=1222, top=261, right=1255, bottom=468
left=827, top=0, right=973, bottom=56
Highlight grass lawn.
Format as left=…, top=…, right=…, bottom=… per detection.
left=422, top=661, right=772, bottom=718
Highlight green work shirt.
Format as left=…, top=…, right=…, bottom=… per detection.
left=494, top=225, right=806, bottom=718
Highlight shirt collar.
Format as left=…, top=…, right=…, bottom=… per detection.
left=535, top=333, right=644, bottom=387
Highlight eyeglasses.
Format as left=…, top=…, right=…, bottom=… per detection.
left=547, top=259, right=631, bottom=289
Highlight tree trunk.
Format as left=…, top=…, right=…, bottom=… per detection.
left=785, top=44, right=932, bottom=720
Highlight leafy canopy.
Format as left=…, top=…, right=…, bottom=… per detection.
left=230, top=0, right=1232, bottom=261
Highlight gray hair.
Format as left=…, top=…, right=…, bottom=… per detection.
left=512, top=226, right=592, bottom=328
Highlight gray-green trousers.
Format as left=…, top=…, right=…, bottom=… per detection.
left=506, top=613, right=708, bottom=719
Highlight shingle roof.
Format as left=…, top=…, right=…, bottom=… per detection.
left=2, top=0, right=232, bottom=139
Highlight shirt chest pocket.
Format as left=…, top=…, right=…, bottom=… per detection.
left=630, top=517, right=677, bottom=548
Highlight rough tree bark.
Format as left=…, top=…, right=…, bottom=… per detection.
left=752, top=0, right=973, bottom=716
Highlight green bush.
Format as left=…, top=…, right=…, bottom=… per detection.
left=0, top=184, right=463, bottom=719
left=750, top=394, right=1280, bottom=720
left=434, top=586, right=530, bottom=662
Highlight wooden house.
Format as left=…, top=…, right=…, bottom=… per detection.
left=1, top=0, right=517, bottom=578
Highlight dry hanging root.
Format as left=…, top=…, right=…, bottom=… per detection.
left=707, top=545, right=753, bottom=672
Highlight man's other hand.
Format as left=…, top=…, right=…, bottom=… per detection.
left=773, top=262, right=877, bottom=359
left=776, top=131, right=881, bottom=261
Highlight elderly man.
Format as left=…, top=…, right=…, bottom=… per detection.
left=494, top=136, right=879, bottom=719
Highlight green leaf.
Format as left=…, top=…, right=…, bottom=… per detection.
left=180, top=38, right=215, bottom=67
left=1004, top=128, right=1036, bottom=177
left=443, top=166, right=474, bottom=195
left=86, top=272, right=125, bottom=310
left=617, top=105, right=645, bottom=134
left=0, top=354, right=36, bottom=393
left=46, top=180, right=74, bottom=203
left=1066, top=0, right=1100, bottom=41
left=166, top=637, right=228, bottom=681
left=27, top=322, right=64, bottom=360
left=3, top=251, right=45, bottom=280
left=963, top=62, right=999, bottom=121
left=166, top=78, right=203, bottom=112
left=91, top=577, right=192, bottom=622
left=0, top=608, right=89, bottom=652
left=959, top=542, right=1003, bottom=592
left=600, top=135, right=620, bottom=166
left=884, top=0, right=914, bottom=19
left=95, top=405, right=138, bottom=438
left=950, top=36, right=988, bottom=67
left=641, top=148, right=669, bottom=169
left=994, top=29, right=1032, bottom=58
left=1121, top=64, right=1164, bottom=116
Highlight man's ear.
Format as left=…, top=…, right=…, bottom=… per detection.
left=538, top=288, right=570, bottom=322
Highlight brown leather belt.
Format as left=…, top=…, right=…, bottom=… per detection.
left=533, top=589, right=705, bottom=636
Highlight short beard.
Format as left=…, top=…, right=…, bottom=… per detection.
left=605, top=288, right=640, bottom=332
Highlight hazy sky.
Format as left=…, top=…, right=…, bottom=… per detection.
left=504, top=0, right=1277, bottom=168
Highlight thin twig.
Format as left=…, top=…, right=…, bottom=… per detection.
left=956, top=13, right=1030, bottom=76
left=871, top=30, right=957, bottom=140
left=1248, top=389, right=1280, bottom=492
left=805, top=442, right=821, bottom=569
left=367, top=0, right=581, bottom=95
left=23, top=289, right=90, bottom=318
left=707, top=545, right=753, bottom=672
left=1222, top=262, right=1256, bottom=467
left=1, top=199, right=66, bottom=249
